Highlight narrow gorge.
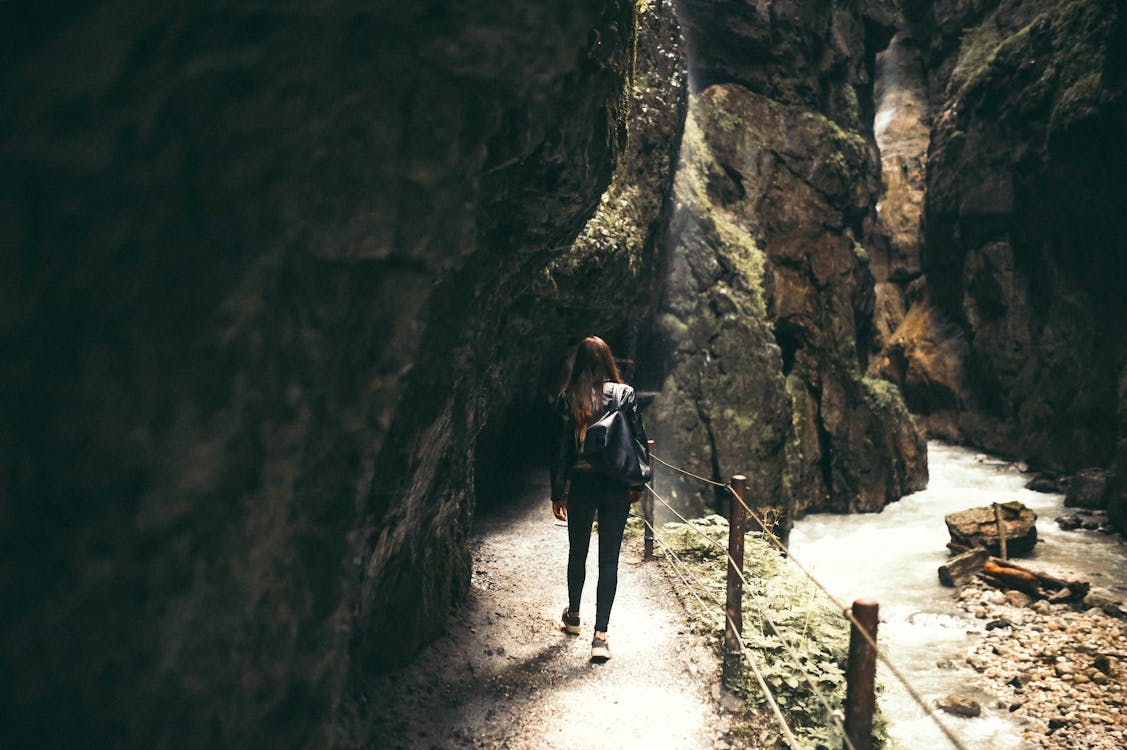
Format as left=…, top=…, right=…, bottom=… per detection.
left=1, top=0, right=1124, bottom=748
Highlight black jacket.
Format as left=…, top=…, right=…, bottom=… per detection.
left=550, top=382, right=649, bottom=502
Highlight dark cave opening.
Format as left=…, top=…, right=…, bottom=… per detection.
left=473, top=331, right=652, bottom=517
left=472, top=390, right=558, bottom=516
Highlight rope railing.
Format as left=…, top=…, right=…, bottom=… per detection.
left=646, top=450, right=970, bottom=750
left=715, top=483, right=969, bottom=750
left=649, top=453, right=728, bottom=487
left=635, top=510, right=803, bottom=750
left=642, top=485, right=858, bottom=750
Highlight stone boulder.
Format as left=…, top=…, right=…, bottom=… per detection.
left=1064, top=468, right=1112, bottom=510
left=946, top=502, right=1038, bottom=556
left=1027, top=473, right=1067, bottom=494
left=937, top=695, right=982, bottom=718
left=1110, top=493, right=1127, bottom=537
left=1055, top=510, right=1112, bottom=533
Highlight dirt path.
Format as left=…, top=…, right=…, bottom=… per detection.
left=370, top=473, right=735, bottom=749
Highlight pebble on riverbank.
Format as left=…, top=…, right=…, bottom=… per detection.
left=955, top=579, right=1127, bottom=749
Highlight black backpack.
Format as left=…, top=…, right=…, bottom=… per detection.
left=579, top=384, right=652, bottom=487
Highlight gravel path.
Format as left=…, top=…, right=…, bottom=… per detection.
left=370, top=476, right=734, bottom=749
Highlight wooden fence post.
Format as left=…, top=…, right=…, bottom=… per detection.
left=844, top=599, right=879, bottom=750
left=644, top=440, right=655, bottom=560
left=723, top=474, right=748, bottom=686
left=993, top=503, right=1008, bottom=560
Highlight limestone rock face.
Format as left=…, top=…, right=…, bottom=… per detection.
left=872, top=32, right=929, bottom=283
left=898, top=0, right=1127, bottom=484
left=0, top=2, right=638, bottom=748
left=652, top=101, right=796, bottom=517
left=535, top=1, right=688, bottom=341
left=475, top=1, right=688, bottom=501
left=654, top=0, right=927, bottom=519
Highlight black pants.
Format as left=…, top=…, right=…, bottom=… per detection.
left=566, top=474, right=630, bottom=633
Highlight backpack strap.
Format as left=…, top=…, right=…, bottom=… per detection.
left=603, top=381, right=628, bottom=411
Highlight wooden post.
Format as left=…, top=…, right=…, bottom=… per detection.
left=844, top=600, right=879, bottom=750
left=723, top=475, right=748, bottom=686
left=993, top=503, right=1008, bottom=560
left=643, top=440, right=655, bottom=560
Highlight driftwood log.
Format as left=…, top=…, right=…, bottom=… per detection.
left=938, top=547, right=1091, bottom=602
left=938, top=546, right=990, bottom=587
left=978, top=558, right=1090, bottom=602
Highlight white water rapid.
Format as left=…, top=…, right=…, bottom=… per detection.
left=790, top=441, right=1127, bottom=749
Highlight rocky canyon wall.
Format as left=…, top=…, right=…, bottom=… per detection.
left=0, top=2, right=643, bottom=747
left=473, top=0, right=688, bottom=509
left=652, top=0, right=928, bottom=521
left=871, top=0, right=1127, bottom=527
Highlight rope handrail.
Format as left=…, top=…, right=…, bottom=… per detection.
left=720, top=484, right=969, bottom=750
left=642, top=486, right=858, bottom=750
left=650, top=451, right=728, bottom=487
left=635, top=511, right=803, bottom=750
left=643, top=454, right=969, bottom=750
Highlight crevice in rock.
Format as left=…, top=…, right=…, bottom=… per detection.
left=773, top=320, right=801, bottom=377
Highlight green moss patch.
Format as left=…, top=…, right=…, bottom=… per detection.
left=953, top=0, right=1113, bottom=110
left=638, top=514, right=888, bottom=749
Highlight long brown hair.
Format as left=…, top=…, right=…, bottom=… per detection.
left=563, top=336, right=623, bottom=442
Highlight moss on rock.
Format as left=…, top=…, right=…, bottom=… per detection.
left=654, top=82, right=926, bottom=521
left=655, top=515, right=889, bottom=748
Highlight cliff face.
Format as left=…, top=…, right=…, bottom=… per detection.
left=0, top=2, right=641, bottom=747
left=653, top=0, right=928, bottom=519
left=872, top=0, right=1127, bottom=524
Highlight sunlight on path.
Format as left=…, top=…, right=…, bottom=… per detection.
left=372, top=476, right=730, bottom=749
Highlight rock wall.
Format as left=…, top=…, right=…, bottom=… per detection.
left=0, top=2, right=640, bottom=747
left=871, top=32, right=929, bottom=286
left=473, top=0, right=688, bottom=505
left=653, top=0, right=928, bottom=520
left=874, top=0, right=1127, bottom=526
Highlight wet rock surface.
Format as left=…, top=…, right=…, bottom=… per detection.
left=1055, top=510, right=1116, bottom=534
left=937, top=694, right=982, bottom=718
left=945, top=502, right=1038, bottom=556
left=957, top=579, right=1127, bottom=748
left=1027, top=473, right=1068, bottom=494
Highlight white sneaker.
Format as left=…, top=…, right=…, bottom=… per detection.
left=590, top=633, right=611, bottom=662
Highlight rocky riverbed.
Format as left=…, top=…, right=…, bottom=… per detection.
left=953, top=581, right=1127, bottom=748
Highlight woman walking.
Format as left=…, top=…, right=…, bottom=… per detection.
left=550, top=336, right=649, bottom=662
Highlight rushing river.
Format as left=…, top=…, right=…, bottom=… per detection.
left=789, top=441, right=1127, bottom=750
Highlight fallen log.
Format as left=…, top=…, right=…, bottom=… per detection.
left=977, top=558, right=1090, bottom=602
left=938, top=546, right=990, bottom=587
